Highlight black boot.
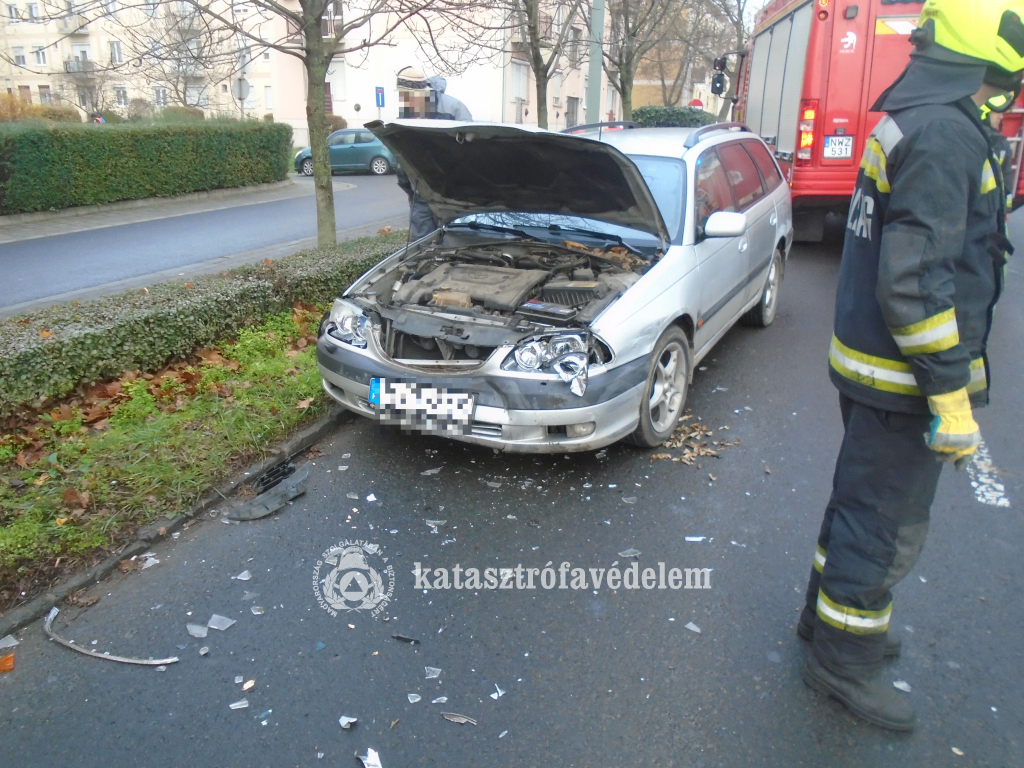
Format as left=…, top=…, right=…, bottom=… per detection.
left=803, top=653, right=915, bottom=731
left=798, top=613, right=901, bottom=658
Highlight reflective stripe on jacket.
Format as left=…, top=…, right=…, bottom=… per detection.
left=829, top=96, right=1009, bottom=415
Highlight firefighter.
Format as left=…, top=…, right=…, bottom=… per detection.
left=981, top=96, right=1016, bottom=209
left=798, top=0, right=1024, bottom=731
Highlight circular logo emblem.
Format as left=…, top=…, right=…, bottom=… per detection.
left=313, top=540, right=394, bottom=617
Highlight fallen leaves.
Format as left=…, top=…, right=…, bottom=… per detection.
left=61, top=488, right=90, bottom=509
left=652, top=414, right=741, bottom=466
left=296, top=398, right=314, bottom=410
left=377, top=226, right=393, bottom=236
left=38, top=330, right=53, bottom=339
left=117, top=559, right=141, bottom=573
left=67, top=590, right=100, bottom=607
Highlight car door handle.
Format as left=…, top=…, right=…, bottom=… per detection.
left=738, top=238, right=748, bottom=252
left=769, top=213, right=777, bottom=226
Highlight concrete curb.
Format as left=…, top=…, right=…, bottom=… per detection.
left=0, top=405, right=349, bottom=639
left=0, top=179, right=297, bottom=229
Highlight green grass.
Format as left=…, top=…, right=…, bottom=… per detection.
left=0, top=307, right=331, bottom=590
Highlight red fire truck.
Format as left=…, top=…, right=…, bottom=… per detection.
left=729, top=0, right=1024, bottom=241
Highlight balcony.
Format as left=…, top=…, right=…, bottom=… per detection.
left=56, top=14, right=88, bottom=34
left=64, top=59, right=97, bottom=75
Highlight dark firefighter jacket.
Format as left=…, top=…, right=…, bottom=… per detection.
left=829, top=94, right=1010, bottom=415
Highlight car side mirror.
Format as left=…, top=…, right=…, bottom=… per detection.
left=710, top=72, right=726, bottom=96
left=704, top=211, right=748, bottom=238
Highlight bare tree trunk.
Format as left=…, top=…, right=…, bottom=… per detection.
left=304, top=32, right=336, bottom=248
left=534, top=69, right=549, bottom=129
left=619, top=67, right=634, bottom=120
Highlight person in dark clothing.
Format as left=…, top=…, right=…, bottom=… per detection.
left=394, top=67, right=473, bottom=240
left=798, top=0, right=1024, bottom=732
left=982, top=104, right=1016, bottom=209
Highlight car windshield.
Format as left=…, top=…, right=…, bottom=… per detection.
left=450, top=156, right=686, bottom=246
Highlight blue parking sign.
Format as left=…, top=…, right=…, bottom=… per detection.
left=375, top=87, right=385, bottom=108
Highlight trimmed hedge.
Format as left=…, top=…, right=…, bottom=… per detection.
left=0, top=121, right=292, bottom=214
left=632, top=106, right=717, bottom=128
left=0, top=231, right=406, bottom=416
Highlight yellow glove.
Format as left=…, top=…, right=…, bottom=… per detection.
left=926, top=388, right=980, bottom=469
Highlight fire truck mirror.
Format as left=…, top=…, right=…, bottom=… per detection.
left=711, top=72, right=726, bottom=96
left=844, top=5, right=858, bottom=19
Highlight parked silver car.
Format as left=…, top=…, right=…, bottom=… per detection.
left=316, top=120, right=793, bottom=452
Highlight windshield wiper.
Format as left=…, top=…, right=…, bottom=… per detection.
left=546, top=224, right=646, bottom=256
left=446, top=221, right=537, bottom=240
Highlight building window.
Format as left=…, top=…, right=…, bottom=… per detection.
left=153, top=86, right=169, bottom=106
left=38, top=84, right=51, bottom=103
left=511, top=60, right=529, bottom=103
left=551, top=70, right=562, bottom=106
left=109, top=41, right=123, bottom=64
left=114, top=86, right=127, bottom=106
left=103, top=0, right=115, bottom=18
left=25, top=2, right=38, bottom=20
left=7, top=4, right=19, bottom=22
left=221, top=83, right=228, bottom=92
left=33, top=46, right=46, bottom=66
left=13, top=47, right=26, bottom=66
left=264, top=85, right=273, bottom=109
left=606, top=83, right=618, bottom=119
left=263, top=50, right=270, bottom=61
left=78, top=90, right=88, bottom=108
left=143, top=1, right=157, bottom=16
left=18, top=85, right=31, bottom=102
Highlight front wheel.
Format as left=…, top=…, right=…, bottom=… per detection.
left=625, top=326, right=691, bottom=448
left=369, top=156, right=391, bottom=175
left=741, top=247, right=783, bottom=328
left=300, top=158, right=314, bottom=176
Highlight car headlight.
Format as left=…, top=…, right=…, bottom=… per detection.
left=322, top=299, right=369, bottom=348
left=502, top=332, right=591, bottom=396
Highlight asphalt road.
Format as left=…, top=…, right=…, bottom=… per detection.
left=2, top=224, right=1023, bottom=767
left=0, top=175, right=408, bottom=313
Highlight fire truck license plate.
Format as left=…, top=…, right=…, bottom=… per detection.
left=824, top=136, right=854, bottom=159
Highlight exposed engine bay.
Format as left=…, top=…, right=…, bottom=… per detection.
left=345, top=237, right=652, bottom=366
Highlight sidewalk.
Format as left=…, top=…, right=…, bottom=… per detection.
left=0, top=177, right=356, bottom=245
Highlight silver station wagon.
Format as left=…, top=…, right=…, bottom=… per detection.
left=316, top=120, right=793, bottom=452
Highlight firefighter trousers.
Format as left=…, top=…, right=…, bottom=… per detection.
left=800, top=394, right=943, bottom=680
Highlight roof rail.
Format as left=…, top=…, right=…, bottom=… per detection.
left=560, top=121, right=641, bottom=139
left=682, top=122, right=752, bottom=148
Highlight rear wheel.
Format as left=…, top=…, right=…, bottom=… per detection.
left=370, top=156, right=391, bottom=175
left=300, top=158, right=314, bottom=176
left=625, top=326, right=690, bottom=448
left=741, top=247, right=782, bottom=328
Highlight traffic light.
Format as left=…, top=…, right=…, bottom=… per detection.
left=711, top=72, right=726, bottom=95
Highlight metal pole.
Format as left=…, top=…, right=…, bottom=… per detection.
left=586, top=0, right=604, bottom=123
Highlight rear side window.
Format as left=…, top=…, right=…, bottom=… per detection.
left=694, top=149, right=735, bottom=233
left=717, top=142, right=766, bottom=210
left=356, top=131, right=376, bottom=144
left=742, top=140, right=784, bottom=193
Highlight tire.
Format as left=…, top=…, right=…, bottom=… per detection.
left=369, top=156, right=391, bottom=175
left=300, top=158, right=314, bottom=176
left=741, top=247, right=783, bottom=328
left=625, top=326, right=691, bottom=448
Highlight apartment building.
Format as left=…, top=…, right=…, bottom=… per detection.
left=1, top=0, right=614, bottom=142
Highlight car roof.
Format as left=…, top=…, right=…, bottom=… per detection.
left=593, top=125, right=761, bottom=159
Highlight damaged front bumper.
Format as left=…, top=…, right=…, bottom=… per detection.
left=316, top=336, right=647, bottom=453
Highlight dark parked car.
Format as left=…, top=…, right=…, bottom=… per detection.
left=294, top=129, right=396, bottom=176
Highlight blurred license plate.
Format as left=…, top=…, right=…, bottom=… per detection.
left=370, top=379, right=475, bottom=435
left=824, top=136, right=854, bottom=159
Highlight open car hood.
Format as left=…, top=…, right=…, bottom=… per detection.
left=366, top=120, right=671, bottom=243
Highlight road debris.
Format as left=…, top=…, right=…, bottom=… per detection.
left=407, top=694, right=421, bottom=703
left=243, top=680, right=255, bottom=691
left=229, top=699, right=249, bottom=710
left=392, top=635, right=420, bottom=645
left=225, top=464, right=310, bottom=521
left=141, top=555, right=160, bottom=570
left=199, top=647, right=209, bottom=656
left=235, top=675, right=244, bottom=684
left=684, top=536, right=705, bottom=542
left=339, top=716, right=358, bottom=729
left=0, top=653, right=13, bottom=673
left=257, top=709, right=272, bottom=719
left=347, top=492, right=359, bottom=500
left=44, top=608, right=179, bottom=666
left=952, top=748, right=964, bottom=756
left=622, top=497, right=637, bottom=504
left=431, top=697, right=448, bottom=704
left=357, top=748, right=384, bottom=768
left=499, top=730, right=508, bottom=738
left=425, top=666, right=442, bottom=679
left=0, top=635, right=19, bottom=649
left=421, top=468, right=442, bottom=476
left=251, top=606, right=265, bottom=615
left=441, top=712, right=477, bottom=725
left=233, top=570, right=251, bottom=581
left=366, top=494, right=377, bottom=502
left=67, top=590, right=100, bottom=607
left=208, top=614, right=236, bottom=631
left=187, top=623, right=209, bottom=638
left=730, top=541, right=747, bottom=548
left=892, top=680, right=912, bottom=693
left=618, top=548, right=641, bottom=558
left=767, top=652, right=781, bottom=664
left=490, top=684, right=506, bottom=700
left=684, top=622, right=701, bottom=634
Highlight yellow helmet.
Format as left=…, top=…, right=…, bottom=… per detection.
left=918, top=1, right=1024, bottom=74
